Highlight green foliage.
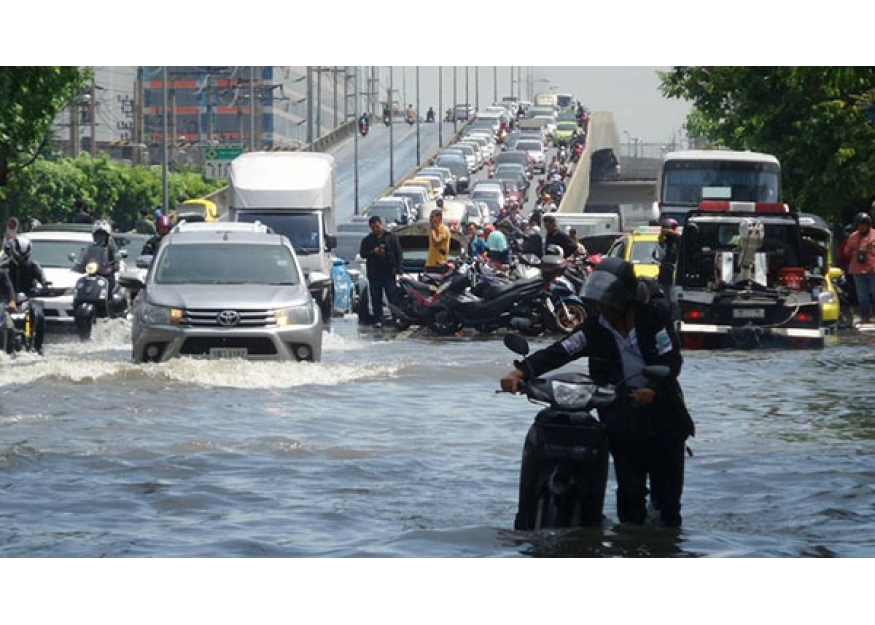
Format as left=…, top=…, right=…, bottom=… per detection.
left=3, top=156, right=224, bottom=230
left=659, top=67, right=875, bottom=224
left=0, top=67, right=88, bottom=187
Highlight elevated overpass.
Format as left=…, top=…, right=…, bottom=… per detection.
left=560, top=111, right=658, bottom=214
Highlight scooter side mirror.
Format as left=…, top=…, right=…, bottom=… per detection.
left=136, top=254, right=153, bottom=269
left=504, top=333, right=530, bottom=356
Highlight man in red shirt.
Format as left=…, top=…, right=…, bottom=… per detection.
left=842, top=212, right=875, bottom=323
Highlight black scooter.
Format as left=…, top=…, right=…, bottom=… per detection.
left=72, top=245, right=127, bottom=340
left=503, top=334, right=670, bottom=530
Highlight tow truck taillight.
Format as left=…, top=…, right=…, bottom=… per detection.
left=796, top=312, right=814, bottom=322
left=698, top=201, right=789, bottom=214
left=683, top=308, right=705, bottom=321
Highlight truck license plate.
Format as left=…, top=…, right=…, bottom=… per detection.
left=209, top=347, right=248, bottom=359
left=733, top=308, right=765, bottom=319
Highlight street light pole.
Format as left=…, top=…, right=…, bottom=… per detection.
left=438, top=66, right=443, bottom=146
left=306, top=66, right=314, bottom=150
left=353, top=67, right=360, bottom=215
left=453, top=66, right=457, bottom=133
left=416, top=66, right=421, bottom=166
left=161, top=66, right=169, bottom=213
left=389, top=66, right=394, bottom=187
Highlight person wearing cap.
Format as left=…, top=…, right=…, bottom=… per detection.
left=843, top=212, right=875, bottom=323
left=501, top=257, right=695, bottom=527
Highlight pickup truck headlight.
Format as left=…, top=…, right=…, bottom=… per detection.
left=276, top=304, right=315, bottom=326
left=139, top=302, right=183, bottom=325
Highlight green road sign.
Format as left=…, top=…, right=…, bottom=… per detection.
left=205, top=147, right=244, bottom=160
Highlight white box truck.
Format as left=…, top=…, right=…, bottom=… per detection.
left=228, top=151, right=338, bottom=318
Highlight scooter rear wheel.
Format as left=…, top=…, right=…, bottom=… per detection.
left=426, top=306, right=462, bottom=336
left=554, top=301, right=588, bottom=333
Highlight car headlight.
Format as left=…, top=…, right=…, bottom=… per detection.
left=139, top=302, right=183, bottom=325
left=276, top=304, right=315, bottom=326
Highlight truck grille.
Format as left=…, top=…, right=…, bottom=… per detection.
left=181, top=308, right=273, bottom=327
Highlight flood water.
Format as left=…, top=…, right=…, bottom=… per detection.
left=2, top=319, right=875, bottom=558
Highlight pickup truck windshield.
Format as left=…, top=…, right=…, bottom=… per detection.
left=236, top=212, right=322, bottom=254
left=155, top=243, right=300, bottom=285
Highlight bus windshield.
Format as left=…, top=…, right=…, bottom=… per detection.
left=661, top=159, right=781, bottom=207
left=556, top=94, right=574, bottom=110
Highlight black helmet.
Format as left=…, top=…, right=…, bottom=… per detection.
left=855, top=212, right=872, bottom=227
left=581, top=257, right=637, bottom=310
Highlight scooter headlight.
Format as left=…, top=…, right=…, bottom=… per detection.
left=85, top=261, right=99, bottom=276
left=551, top=380, right=596, bottom=410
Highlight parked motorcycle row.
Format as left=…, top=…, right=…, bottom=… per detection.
left=375, top=240, right=597, bottom=337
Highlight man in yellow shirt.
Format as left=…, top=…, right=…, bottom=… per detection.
left=426, top=208, right=451, bottom=269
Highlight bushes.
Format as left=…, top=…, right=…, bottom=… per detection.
left=1, top=155, right=224, bottom=231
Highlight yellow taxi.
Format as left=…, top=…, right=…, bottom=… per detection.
left=798, top=213, right=842, bottom=327
left=405, top=178, right=439, bottom=202
left=604, top=226, right=662, bottom=279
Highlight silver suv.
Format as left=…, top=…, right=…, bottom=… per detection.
left=131, top=222, right=322, bottom=363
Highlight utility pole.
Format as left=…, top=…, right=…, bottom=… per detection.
left=415, top=66, right=421, bottom=166
left=493, top=66, right=497, bottom=104
left=453, top=66, right=458, bottom=133
left=306, top=66, right=314, bottom=150
left=389, top=66, right=395, bottom=187
left=353, top=67, right=360, bottom=215
left=475, top=66, right=479, bottom=112
left=438, top=66, right=443, bottom=146
left=249, top=66, right=256, bottom=151
left=162, top=66, right=169, bottom=213
left=90, top=74, right=97, bottom=156
left=465, top=66, right=469, bottom=114
left=70, top=96, right=80, bottom=157
left=333, top=66, right=339, bottom=129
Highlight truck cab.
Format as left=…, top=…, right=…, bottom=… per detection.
left=675, top=201, right=826, bottom=349
left=228, top=152, right=338, bottom=320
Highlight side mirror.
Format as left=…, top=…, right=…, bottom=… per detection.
left=325, top=234, right=337, bottom=251
left=68, top=252, right=77, bottom=262
left=135, top=254, right=153, bottom=269
left=504, top=333, right=530, bottom=356
left=119, top=249, right=129, bottom=259
left=828, top=266, right=844, bottom=280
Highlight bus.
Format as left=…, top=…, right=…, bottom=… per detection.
left=555, top=93, right=575, bottom=111
left=655, top=149, right=781, bottom=226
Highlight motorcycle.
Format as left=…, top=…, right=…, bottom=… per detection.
left=387, top=272, right=444, bottom=331
left=383, top=111, right=391, bottom=127
left=406, top=110, right=415, bottom=126
left=425, top=110, right=435, bottom=123
left=426, top=262, right=551, bottom=336
left=72, top=245, right=127, bottom=340
left=1, top=290, right=46, bottom=355
left=359, top=118, right=369, bottom=137
left=502, top=333, right=670, bottom=530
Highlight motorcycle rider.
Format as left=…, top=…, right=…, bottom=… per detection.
left=500, top=257, right=695, bottom=527
left=141, top=215, right=173, bottom=256
left=406, top=104, right=415, bottom=124
left=3, top=236, right=49, bottom=354
left=76, top=219, right=121, bottom=301
left=358, top=112, right=369, bottom=135
left=426, top=107, right=435, bottom=123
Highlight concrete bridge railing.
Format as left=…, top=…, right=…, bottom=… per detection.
left=559, top=111, right=621, bottom=214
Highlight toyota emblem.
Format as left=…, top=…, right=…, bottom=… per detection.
left=216, top=310, right=240, bottom=326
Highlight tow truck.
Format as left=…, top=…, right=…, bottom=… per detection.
left=674, top=201, right=826, bottom=349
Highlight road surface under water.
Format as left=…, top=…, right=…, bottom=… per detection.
left=2, top=319, right=875, bottom=557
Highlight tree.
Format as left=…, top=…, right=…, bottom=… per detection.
left=0, top=67, right=87, bottom=188
left=659, top=67, right=875, bottom=224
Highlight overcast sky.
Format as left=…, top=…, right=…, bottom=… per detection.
left=388, top=67, right=691, bottom=144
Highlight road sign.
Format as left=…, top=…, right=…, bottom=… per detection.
left=204, top=147, right=244, bottom=180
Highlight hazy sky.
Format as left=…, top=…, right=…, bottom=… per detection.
left=389, top=67, right=691, bottom=144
